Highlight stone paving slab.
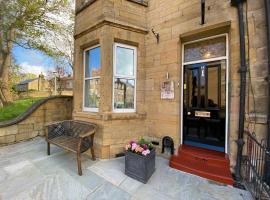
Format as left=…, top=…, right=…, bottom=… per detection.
left=0, top=137, right=252, bottom=200
left=88, top=157, right=252, bottom=200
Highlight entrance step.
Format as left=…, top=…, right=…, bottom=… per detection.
left=178, top=145, right=230, bottom=166
left=169, top=144, right=234, bottom=185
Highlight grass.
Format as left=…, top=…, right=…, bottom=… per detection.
left=0, top=97, right=44, bottom=122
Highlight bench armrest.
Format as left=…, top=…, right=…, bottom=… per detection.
left=79, top=129, right=95, bottom=138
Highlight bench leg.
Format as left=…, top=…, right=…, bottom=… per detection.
left=77, top=152, right=82, bottom=176
left=91, top=147, right=96, bottom=161
left=47, top=142, right=50, bottom=155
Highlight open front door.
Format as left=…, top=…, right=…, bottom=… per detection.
left=183, top=60, right=226, bottom=152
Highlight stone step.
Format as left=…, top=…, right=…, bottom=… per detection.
left=169, top=145, right=234, bottom=185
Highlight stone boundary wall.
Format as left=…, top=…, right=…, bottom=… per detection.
left=0, top=96, right=73, bottom=145
left=18, top=91, right=73, bottom=99
left=19, top=91, right=52, bottom=99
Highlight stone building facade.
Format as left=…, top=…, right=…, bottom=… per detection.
left=73, top=0, right=268, bottom=171
left=16, top=76, right=49, bottom=92
left=0, top=96, right=72, bottom=145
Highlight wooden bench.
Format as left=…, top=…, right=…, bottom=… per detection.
left=45, top=120, right=97, bottom=175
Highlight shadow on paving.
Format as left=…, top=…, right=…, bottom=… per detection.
left=0, top=137, right=251, bottom=200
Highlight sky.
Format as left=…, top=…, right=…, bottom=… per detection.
left=11, top=0, right=75, bottom=78
left=9, top=0, right=76, bottom=79
left=13, top=45, right=56, bottom=77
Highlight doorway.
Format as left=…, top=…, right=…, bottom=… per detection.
left=181, top=34, right=228, bottom=152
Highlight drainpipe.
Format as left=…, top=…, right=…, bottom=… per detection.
left=264, top=0, right=270, bottom=185
left=231, top=0, right=247, bottom=182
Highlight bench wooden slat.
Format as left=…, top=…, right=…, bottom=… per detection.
left=49, top=136, right=80, bottom=153
left=45, top=120, right=97, bottom=175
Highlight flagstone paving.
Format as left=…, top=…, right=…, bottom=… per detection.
left=0, top=137, right=252, bottom=200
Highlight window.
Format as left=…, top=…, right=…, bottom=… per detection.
left=113, top=43, right=137, bottom=112
left=83, top=45, right=101, bottom=112
left=184, top=36, right=226, bottom=63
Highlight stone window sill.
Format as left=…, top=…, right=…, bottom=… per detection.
left=102, top=112, right=146, bottom=120
left=74, top=111, right=146, bottom=121
left=127, top=0, right=148, bottom=7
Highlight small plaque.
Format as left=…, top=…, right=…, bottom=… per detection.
left=195, top=111, right=211, bottom=118
left=161, top=81, right=174, bottom=99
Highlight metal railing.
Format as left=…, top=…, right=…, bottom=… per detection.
left=242, top=131, right=270, bottom=200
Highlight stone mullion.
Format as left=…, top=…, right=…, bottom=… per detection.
left=99, top=26, right=114, bottom=113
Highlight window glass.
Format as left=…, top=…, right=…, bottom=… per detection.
left=85, top=47, right=101, bottom=78
left=84, top=79, right=100, bottom=109
left=116, top=47, right=134, bottom=76
left=84, top=46, right=101, bottom=111
left=184, top=36, right=226, bottom=63
left=114, top=78, right=135, bottom=109
left=113, top=44, right=136, bottom=112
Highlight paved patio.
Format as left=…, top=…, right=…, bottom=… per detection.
left=0, top=137, right=251, bottom=200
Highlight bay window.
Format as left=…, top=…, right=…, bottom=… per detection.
left=113, top=43, right=137, bottom=112
left=83, top=45, right=101, bottom=112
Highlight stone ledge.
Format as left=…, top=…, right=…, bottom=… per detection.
left=180, top=21, right=231, bottom=43
left=73, top=111, right=147, bottom=121
left=102, top=112, right=146, bottom=120
left=74, top=18, right=148, bottom=40
left=0, top=96, right=73, bottom=128
left=127, top=0, right=148, bottom=7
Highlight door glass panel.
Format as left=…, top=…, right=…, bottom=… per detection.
left=207, top=67, right=218, bottom=108
left=220, top=61, right=226, bottom=108
left=184, top=71, right=188, bottom=108
left=187, top=69, right=199, bottom=107
left=184, top=36, right=226, bottom=63
left=200, top=66, right=206, bottom=108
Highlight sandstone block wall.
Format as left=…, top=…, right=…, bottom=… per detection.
left=73, top=0, right=269, bottom=169
left=0, top=96, right=73, bottom=145
left=73, top=16, right=147, bottom=158
left=144, top=0, right=268, bottom=171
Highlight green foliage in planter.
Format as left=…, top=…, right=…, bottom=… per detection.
left=138, top=138, right=154, bottom=150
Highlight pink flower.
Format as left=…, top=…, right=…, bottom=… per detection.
left=135, top=146, right=144, bottom=153
left=125, top=144, right=131, bottom=151
left=142, top=149, right=150, bottom=156
left=142, top=144, right=148, bottom=150
left=131, top=142, right=137, bottom=151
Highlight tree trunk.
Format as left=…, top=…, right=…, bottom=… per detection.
left=0, top=51, right=13, bottom=106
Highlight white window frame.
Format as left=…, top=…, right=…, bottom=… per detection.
left=83, top=44, right=101, bottom=112
left=113, top=43, right=137, bottom=113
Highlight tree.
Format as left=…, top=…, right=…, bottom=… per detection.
left=8, top=63, right=38, bottom=93
left=47, top=61, right=70, bottom=95
left=0, top=0, right=74, bottom=106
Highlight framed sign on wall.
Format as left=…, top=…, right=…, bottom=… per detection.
left=161, top=81, right=174, bottom=99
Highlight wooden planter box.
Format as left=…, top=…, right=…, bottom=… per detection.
left=125, top=149, right=156, bottom=183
